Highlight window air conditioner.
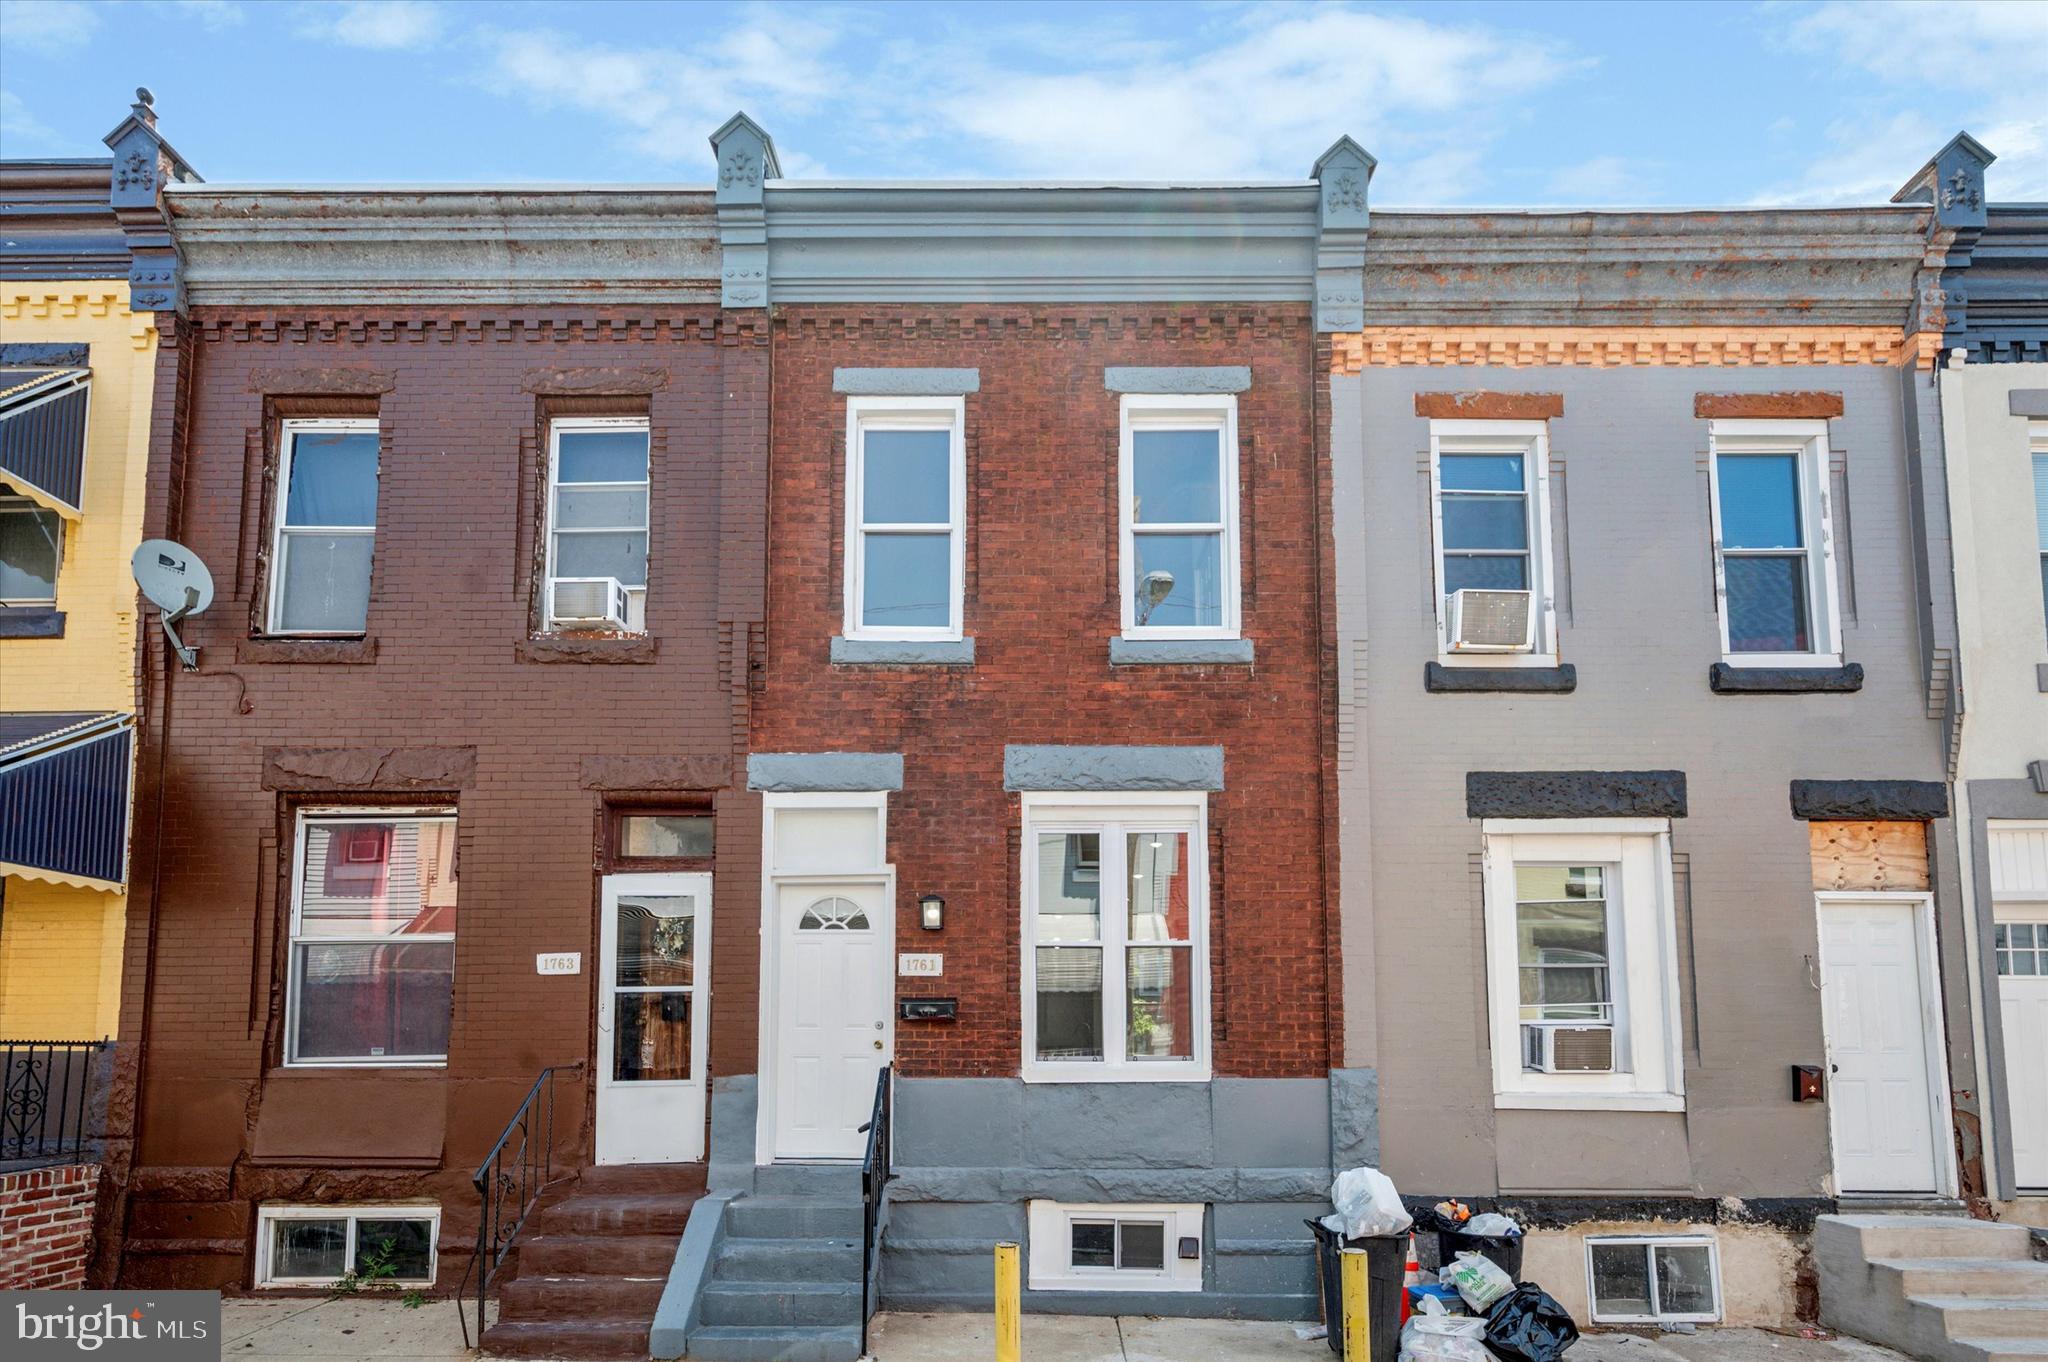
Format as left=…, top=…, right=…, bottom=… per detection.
left=1524, top=1024, right=1615, bottom=1074
left=1446, top=588, right=1534, bottom=652
left=551, top=576, right=629, bottom=629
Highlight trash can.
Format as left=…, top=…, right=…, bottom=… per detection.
left=1305, top=1220, right=1403, bottom=1360
left=1436, top=1228, right=1523, bottom=1280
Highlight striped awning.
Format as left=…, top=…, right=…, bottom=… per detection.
left=0, top=368, right=92, bottom=516
left=0, top=713, right=134, bottom=889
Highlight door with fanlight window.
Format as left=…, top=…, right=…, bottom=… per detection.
left=772, top=880, right=892, bottom=1159
left=596, top=873, right=710, bottom=1165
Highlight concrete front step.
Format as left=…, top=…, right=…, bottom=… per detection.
left=1878, top=1258, right=2048, bottom=1300
left=495, top=1270, right=668, bottom=1322
left=682, top=1323, right=864, bottom=1362
left=699, top=1278, right=862, bottom=1328
left=724, top=1195, right=863, bottom=1240
left=479, top=1317, right=650, bottom=1361
left=1821, top=1214, right=2036, bottom=1263
left=514, top=1230, right=678, bottom=1276
left=712, top=1236, right=862, bottom=1282
left=1917, top=1297, right=2048, bottom=1339
left=1819, top=1214, right=2048, bottom=1362
left=1957, top=1340, right=2048, bottom=1362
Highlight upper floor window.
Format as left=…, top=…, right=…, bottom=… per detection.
left=1119, top=395, right=1240, bottom=639
left=0, top=487, right=62, bottom=606
left=843, top=396, right=964, bottom=640
left=1708, top=420, right=1840, bottom=666
left=546, top=417, right=650, bottom=633
left=2031, top=424, right=2047, bottom=641
left=269, top=419, right=380, bottom=635
left=1429, top=421, right=1553, bottom=659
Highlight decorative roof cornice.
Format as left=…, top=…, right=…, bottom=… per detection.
left=102, top=88, right=200, bottom=313
left=1330, top=325, right=1927, bottom=375
left=0, top=160, right=130, bottom=281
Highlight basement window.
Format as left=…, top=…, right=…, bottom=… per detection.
left=256, top=1205, right=439, bottom=1287
left=1587, top=1235, right=1721, bottom=1324
left=1026, top=1201, right=1203, bottom=1293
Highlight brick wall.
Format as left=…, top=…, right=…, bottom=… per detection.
left=753, top=305, right=1336, bottom=1079
left=1, top=1163, right=101, bottom=1289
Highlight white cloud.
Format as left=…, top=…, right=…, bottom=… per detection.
left=169, top=0, right=245, bottom=30
left=0, top=0, right=100, bottom=52
left=300, top=0, right=445, bottom=52
left=1542, top=155, right=1653, bottom=205
left=0, top=88, right=63, bottom=153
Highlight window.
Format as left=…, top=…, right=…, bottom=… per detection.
left=614, top=812, right=713, bottom=861
left=1997, top=922, right=2046, bottom=976
left=1482, top=820, right=1681, bottom=1109
left=286, top=811, right=456, bottom=1066
left=2032, top=425, right=2047, bottom=641
left=1119, top=395, right=1240, bottom=639
left=257, top=1205, right=439, bottom=1287
left=843, top=396, right=965, bottom=640
left=1429, top=421, right=1553, bottom=658
left=1587, top=1235, right=1721, bottom=1324
left=269, top=419, right=380, bottom=634
left=1026, top=1201, right=1203, bottom=1293
left=1708, top=420, right=1840, bottom=665
left=545, top=417, right=650, bottom=632
left=1021, top=794, right=1209, bottom=1082
left=0, top=488, right=62, bottom=606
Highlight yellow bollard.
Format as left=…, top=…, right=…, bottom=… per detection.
left=994, top=1240, right=1021, bottom=1362
left=1340, top=1246, right=1371, bottom=1362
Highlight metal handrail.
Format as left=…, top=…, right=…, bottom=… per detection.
left=856, top=1063, right=893, bottom=1356
left=455, top=1062, right=581, bottom=1349
left=1, top=1040, right=109, bottom=1168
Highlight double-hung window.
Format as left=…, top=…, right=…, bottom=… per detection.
left=270, top=419, right=380, bottom=635
left=0, top=487, right=62, bottom=606
left=1429, top=420, right=1553, bottom=658
left=843, top=396, right=965, bottom=640
left=1021, top=793, right=1209, bottom=1082
left=545, top=417, right=650, bottom=632
left=1119, top=395, right=1240, bottom=639
left=2031, top=424, right=2047, bottom=641
left=1708, top=420, right=1840, bottom=665
left=1482, top=819, right=1682, bottom=1110
left=286, top=810, right=457, bottom=1066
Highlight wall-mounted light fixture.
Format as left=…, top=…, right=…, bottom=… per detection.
left=919, top=893, right=945, bottom=931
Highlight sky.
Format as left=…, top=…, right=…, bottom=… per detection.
left=0, top=0, right=2044, bottom=206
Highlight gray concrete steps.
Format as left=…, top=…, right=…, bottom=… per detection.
left=1876, top=1258, right=2048, bottom=1300
left=1817, top=1213, right=2048, bottom=1362
left=698, top=1278, right=863, bottom=1327
left=724, top=1195, right=864, bottom=1239
left=682, top=1323, right=864, bottom=1362
left=711, top=1236, right=863, bottom=1282
left=680, top=1182, right=870, bottom=1362
left=1956, top=1340, right=2048, bottom=1362
left=1918, top=1298, right=2048, bottom=1339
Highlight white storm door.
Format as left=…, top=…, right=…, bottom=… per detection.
left=1997, top=918, right=2048, bottom=1189
left=596, top=873, right=710, bottom=1165
left=773, top=881, right=891, bottom=1159
left=1819, top=897, right=1941, bottom=1193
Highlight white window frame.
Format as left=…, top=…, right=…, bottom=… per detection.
left=1707, top=419, right=1842, bottom=667
left=1118, top=394, right=1242, bottom=641
left=284, top=807, right=457, bottom=1069
left=543, top=415, right=651, bottom=633
left=1026, top=1200, right=1203, bottom=1293
left=1482, top=818, right=1683, bottom=1111
left=0, top=491, right=63, bottom=606
left=267, top=417, right=381, bottom=636
left=255, top=1203, right=440, bottom=1288
left=843, top=395, right=966, bottom=641
left=1019, top=791, right=1211, bottom=1084
left=1585, top=1233, right=1722, bottom=1324
left=1428, top=419, right=1556, bottom=664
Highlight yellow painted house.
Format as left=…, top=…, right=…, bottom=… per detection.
left=0, top=102, right=194, bottom=1042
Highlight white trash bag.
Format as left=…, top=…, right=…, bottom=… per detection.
left=1399, top=1314, right=1494, bottom=1362
left=1464, top=1211, right=1522, bottom=1238
left=1329, top=1165, right=1413, bottom=1239
left=1441, top=1250, right=1514, bottom=1312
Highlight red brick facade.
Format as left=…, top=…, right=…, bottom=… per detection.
left=1, top=1163, right=100, bottom=1289
left=752, top=306, right=1337, bottom=1079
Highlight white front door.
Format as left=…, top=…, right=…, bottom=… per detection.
left=596, top=873, right=710, bottom=1165
left=1819, top=897, right=1943, bottom=1193
left=1997, top=917, right=2048, bottom=1189
left=772, top=880, right=891, bottom=1159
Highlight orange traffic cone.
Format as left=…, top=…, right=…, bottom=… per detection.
left=1401, top=1231, right=1423, bottom=1323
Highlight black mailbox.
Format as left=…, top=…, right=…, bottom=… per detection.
left=899, top=997, right=957, bottom=1022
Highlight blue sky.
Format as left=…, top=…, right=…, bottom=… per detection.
left=1, top=0, right=2043, bottom=204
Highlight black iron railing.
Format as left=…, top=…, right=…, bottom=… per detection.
left=456, top=1063, right=579, bottom=1349
left=2, top=1040, right=109, bottom=1167
left=856, top=1063, right=893, bottom=1356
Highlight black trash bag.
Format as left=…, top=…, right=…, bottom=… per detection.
left=1484, top=1284, right=1580, bottom=1362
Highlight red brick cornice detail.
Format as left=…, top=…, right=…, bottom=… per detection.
left=1331, top=326, right=1913, bottom=373
left=1414, top=391, right=1563, bottom=420
left=189, top=310, right=764, bottom=346
left=1692, top=391, right=1845, bottom=419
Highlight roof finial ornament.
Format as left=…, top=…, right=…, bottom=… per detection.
left=131, top=87, right=158, bottom=129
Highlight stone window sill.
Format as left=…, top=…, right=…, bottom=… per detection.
left=516, top=634, right=658, bottom=665
left=831, top=636, right=975, bottom=666
left=1108, top=637, right=1254, bottom=666
left=0, top=608, right=64, bottom=639
left=1425, top=662, right=1576, bottom=693
left=238, top=636, right=379, bottom=665
left=1708, top=662, right=1863, bottom=694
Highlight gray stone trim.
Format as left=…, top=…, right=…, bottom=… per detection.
left=1789, top=779, right=1948, bottom=821
left=832, top=636, right=975, bottom=666
left=747, top=752, right=904, bottom=792
left=0, top=609, right=63, bottom=639
left=833, top=368, right=980, bottom=396
left=1467, top=770, right=1687, bottom=819
left=1708, top=662, right=1865, bottom=694
left=1109, top=637, right=1254, bottom=665
left=648, top=1188, right=735, bottom=1359
left=1102, top=366, right=1251, bottom=395
left=2034, top=762, right=2048, bottom=796
left=888, top=1166, right=1328, bottom=1203
left=1424, top=662, right=1576, bottom=693
left=706, top=1076, right=757, bottom=1195
left=1966, top=779, right=2048, bottom=1200
left=1004, top=745, right=1223, bottom=792
left=2010, top=389, right=2048, bottom=418
left=1329, top=1068, right=1379, bottom=1171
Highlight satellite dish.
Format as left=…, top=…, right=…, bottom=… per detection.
left=131, top=539, right=214, bottom=670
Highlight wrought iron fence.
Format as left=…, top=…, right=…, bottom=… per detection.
left=455, top=1062, right=579, bottom=1349
left=2, top=1040, right=108, bottom=1167
left=857, top=1063, right=893, bottom=1356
